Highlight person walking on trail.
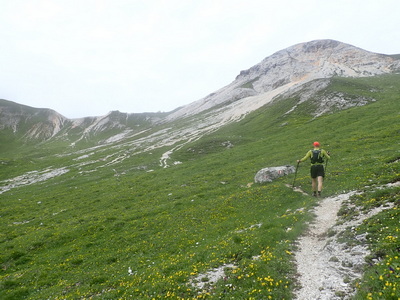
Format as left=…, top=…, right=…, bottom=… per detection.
left=297, top=141, right=330, bottom=197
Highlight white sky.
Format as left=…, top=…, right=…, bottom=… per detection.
left=0, top=0, right=399, bottom=118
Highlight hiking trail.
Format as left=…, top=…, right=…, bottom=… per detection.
left=293, top=183, right=399, bottom=300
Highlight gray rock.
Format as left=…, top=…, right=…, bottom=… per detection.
left=254, top=165, right=295, bottom=183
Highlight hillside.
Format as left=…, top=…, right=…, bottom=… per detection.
left=0, top=40, right=399, bottom=299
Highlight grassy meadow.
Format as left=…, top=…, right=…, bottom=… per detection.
left=0, top=74, right=399, bottom=299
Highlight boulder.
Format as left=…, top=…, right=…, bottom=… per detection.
left=254, top=165, right=296, bottom=183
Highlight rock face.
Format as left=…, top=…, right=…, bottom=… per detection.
left=254, top=165, right=296, bottom=183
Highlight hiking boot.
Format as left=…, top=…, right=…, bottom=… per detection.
left=318, top=191, right=322, bottom=197
left=313, top=191, right=317, bottom=197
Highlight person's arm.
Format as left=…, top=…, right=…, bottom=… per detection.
left=298, top=150, right=311, bottom=163
left=321, top=149, right=330, bottom=160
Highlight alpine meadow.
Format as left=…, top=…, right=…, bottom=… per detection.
left=0, top=40, right=399, bottom=299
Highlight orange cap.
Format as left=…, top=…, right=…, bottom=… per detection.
left=313, top=141, right=320, bottom=147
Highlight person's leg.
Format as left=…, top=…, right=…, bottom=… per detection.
left=312, top=178, right=317, bottom=196
left=310, top=165, right=318, bottom=196
left=317, top=176, right=324, bottom=196
left=317, top=165, right=325, bottom=197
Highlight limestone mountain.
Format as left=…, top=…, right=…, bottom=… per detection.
left=165, top=39, right=399, bottom=121
left=1, top=39, right=399, bottom=149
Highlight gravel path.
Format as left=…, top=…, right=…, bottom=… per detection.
left=293, top=187, right=396, bottom=300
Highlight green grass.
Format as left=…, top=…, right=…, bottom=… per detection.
left=0, top=74, right=399, bottom=299
left=338, top=185, right=400, bottom=300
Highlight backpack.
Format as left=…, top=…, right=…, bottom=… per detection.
left=311, top=149, right=324, bottom=164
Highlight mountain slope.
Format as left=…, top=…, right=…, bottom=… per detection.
left=0, top=99, right=68, bottom=140
left=1, top=74, right=399, bottom=299
left=0, top=40, right=399, bottom=299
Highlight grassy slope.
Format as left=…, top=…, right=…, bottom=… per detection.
left=0, top=74, right=399, bottom=299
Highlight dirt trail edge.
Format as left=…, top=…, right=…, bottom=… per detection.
left=293, top=185, right=397, bottom=300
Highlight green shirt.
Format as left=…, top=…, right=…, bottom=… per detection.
left=300, top=148, right=330, bottom=165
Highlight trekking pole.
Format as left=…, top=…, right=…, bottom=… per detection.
left=324, top=159, right=329, bottom=180
left=292, top=161, right=300, bottom=188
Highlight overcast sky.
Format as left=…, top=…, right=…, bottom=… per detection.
left=1, top=0, right=399, bottom=118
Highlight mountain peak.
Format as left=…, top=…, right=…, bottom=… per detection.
left=286, top=39, right=344, bottom=53
left=166, top=40, right=398, bottom=122
left=238, top=39, right=394, bottom=80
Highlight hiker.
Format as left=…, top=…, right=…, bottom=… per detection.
left=297, top=141, right=330, bottom=197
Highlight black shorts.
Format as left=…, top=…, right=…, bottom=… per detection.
left=310, top=164, right=325, bottom=178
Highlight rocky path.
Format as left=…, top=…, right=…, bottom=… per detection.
left=293, top=185, right=397, bottom=300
